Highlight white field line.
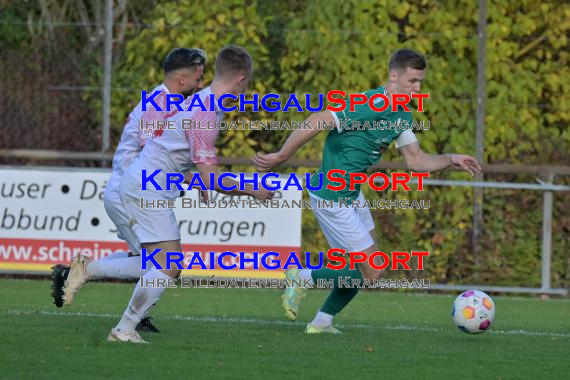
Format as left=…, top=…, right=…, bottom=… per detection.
left=7, top=309, right=570, bottom=338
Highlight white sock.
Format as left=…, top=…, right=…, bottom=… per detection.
left=100, top=251, right=130, bottom=260
left=116, top=269, right=172, bottom=331
left=311, top=311, right=334, bottom=328
left=299, top=269, right=314, bottom=287
left=86, top=256, right=149, bottom=280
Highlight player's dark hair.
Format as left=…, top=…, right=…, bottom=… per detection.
left=163, top=48, right=206, bottom=74
left=215, top=45, right=253, bottom=78
left=389, top=49, right=427, bottom=72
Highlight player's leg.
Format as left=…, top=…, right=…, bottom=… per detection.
left=283, top=203, right=365, bottom=322
left=108, top=189, right=182, bottom=343
left=283, top=194, right=375, bottom=324
left=58, top=246, right=160, bottom=332
left=307, top=228, right=376, bottom=334
left=109, top=239, right=181, bottom=343
left=289, top=193, right=382, bottom=333
left=307, top=195, right=380, bottom=333
left=86, top=197, right=148, bottom=279
left=60, top=196, right=147, bottom=307
left=99, top=251, right=130, bottom=260
left=353, top=200, right=383, bottom=282
left=90, top=226, right=162, bottom=333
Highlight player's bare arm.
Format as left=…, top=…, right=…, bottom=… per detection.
left=398, top=141, right=482, bottom=176
left=195, top=163, right=274, bottom=200
left=252, top=110, right=332, bottom=171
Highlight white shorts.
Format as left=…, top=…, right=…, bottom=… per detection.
left=119, top=160, right=181, bottom=244
left=103, top=192, right=142, bottom=255
left=310, top=192, right=376, bottom=252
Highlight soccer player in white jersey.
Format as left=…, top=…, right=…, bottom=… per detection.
left=102, top=48, right=206, bottom=263
left=52, top=49, right=206, bottom=331
left=106, top=45, right=273, bottom=343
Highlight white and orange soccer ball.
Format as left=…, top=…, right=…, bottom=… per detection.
left=452, top=290, right=495, bottom=334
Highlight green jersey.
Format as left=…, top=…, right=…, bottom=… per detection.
left=309, top=86, right=413, bottom=201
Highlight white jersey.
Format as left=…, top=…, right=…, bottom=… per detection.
left=125, top=86, right=224, bottom=200
left=104, top=84, right=170, bottom=203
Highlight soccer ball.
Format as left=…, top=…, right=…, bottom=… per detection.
left=452, top=290, right=495, bottom=334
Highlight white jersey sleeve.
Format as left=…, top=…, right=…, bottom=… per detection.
left=395, top=130, right=418, bottom=148
left=104, top=84, right=168, bottom=203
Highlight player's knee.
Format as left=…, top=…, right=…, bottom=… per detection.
left=362, top=272, right=381, bottom=282
left=163, top=268, right=181, bottom=279
left=356, top=248, right=382, bottom=282
left=359, top=265, right=384, bottom=282
left=370, top=270, right=384, bottom=281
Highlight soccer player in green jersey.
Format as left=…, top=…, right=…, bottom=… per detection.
left=253, top=48, right=482, bottom=334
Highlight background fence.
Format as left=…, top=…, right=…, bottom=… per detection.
left=1, top=0, right=568, bottom=293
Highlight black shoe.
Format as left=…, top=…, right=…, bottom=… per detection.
left=136, top=317, right=160, bottom=333
left=51, top=264, right=70, bottom=308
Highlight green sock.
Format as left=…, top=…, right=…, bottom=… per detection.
left=321, top=287, right=359, bottom=316
left=310, top=266, right=363, bottom=316
left=310, top=266, right=363, bottom=287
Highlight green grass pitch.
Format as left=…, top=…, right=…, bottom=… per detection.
left=1, top=278, right=569, bottom=379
